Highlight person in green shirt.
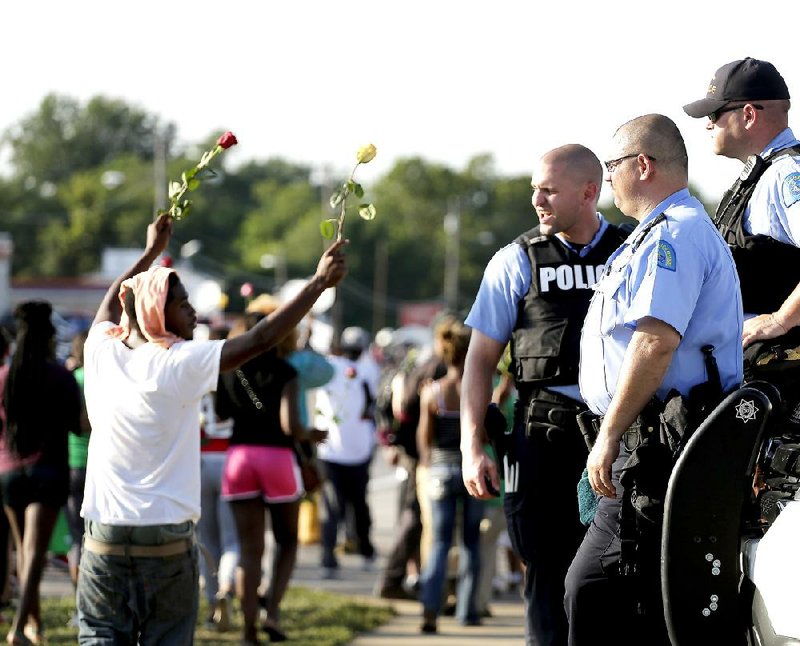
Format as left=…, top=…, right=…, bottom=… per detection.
left=65, top=331, right=91, bottom=598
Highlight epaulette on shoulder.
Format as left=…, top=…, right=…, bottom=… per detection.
left=517, top=227, right=548, bottom=247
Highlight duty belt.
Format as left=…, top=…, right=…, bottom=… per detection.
left=576, top=409, right=660, bottom=452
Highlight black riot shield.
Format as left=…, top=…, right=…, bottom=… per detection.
left=661, top=382, right=780, bottom=646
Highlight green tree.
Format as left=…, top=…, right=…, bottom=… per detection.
left=3, top=94, right=174, bottom=184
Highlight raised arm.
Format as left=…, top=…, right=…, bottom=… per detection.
left=460, top=329, right=506, bottom=498
left=93, top=213, right=173, bottom=327
left=219, top=240, right=348, bottom=372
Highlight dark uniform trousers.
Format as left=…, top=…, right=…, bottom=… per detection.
left=503, top=389, right=587, bottom=646
left=563, top=446, right=670, bottom=646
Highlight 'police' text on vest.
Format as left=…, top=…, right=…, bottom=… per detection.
left=538, top=264, right=605, bottom=293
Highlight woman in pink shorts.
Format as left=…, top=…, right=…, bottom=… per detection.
left=217, top=310, right=324, bottom=645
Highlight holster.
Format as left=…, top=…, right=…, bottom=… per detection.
left=522, top=389, right=586, bottom=442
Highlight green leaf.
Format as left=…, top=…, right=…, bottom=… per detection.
left=184, top=167, right=198, bottom=181
left=168, top=181, right=183, bottom=199
left=329, top=189, right=344, bottom=209
left=353, top=182, right=364, bottom=198
left=320, top=219, right=337, bottom=239
left=358, top=203, right=377, bottom=221
left=346, top=180, right=356, bottom=194
left=187, top=178, right=200, bottom=191
left=180, top=204, right=191, bottom=219
left=196, top=168, right=217, bottom=180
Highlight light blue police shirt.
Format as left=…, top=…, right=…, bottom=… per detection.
left=579, top=190, right=743, bottom=416
left=464, top=214, right=610, bottom=402
left=746, top=127, right=800, bottom=247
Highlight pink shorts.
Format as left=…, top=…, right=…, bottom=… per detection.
left=222, top=445, right=304, bottom=503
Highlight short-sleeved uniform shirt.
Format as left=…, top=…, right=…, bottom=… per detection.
left=579, top=190, right=744, bottom=416
left=465, top=214, right=612, bottom=402
left=82, top=322, right=224, bottom=525
left=745, top=127, right=800, bottom=247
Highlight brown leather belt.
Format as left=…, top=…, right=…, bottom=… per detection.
left=83, top=535, right=193, bottom=558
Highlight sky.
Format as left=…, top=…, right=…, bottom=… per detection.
left=2, top=1, right=797, bottom=208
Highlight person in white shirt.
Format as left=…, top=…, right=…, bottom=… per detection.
left=314, top=327, right=378, bottom=578
left=77, top=213, right=347, bottom=646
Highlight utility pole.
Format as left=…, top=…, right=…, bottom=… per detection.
left=153, top=130, right=168, bottom=216
left=443, top=199, right=461, bottom=312
left=372, top=239, right=388, bottom=332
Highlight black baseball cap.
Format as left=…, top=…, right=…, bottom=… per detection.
left=683, top=57, right=790, bottom=118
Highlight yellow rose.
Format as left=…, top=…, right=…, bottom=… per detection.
left=356, top=144, right=377, bottom=164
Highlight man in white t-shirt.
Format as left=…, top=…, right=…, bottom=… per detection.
left=77, top=213, right=347, bottom=645
left=314, top=327, right=378, bottom=578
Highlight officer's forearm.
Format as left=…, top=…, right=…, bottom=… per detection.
left=600, top=318, right=679, bottom=440
left=460, top=360, right=492, bottom=452
left=460, top=333, right=504, bottom=453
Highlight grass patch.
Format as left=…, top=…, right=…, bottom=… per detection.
left=28, top=586, right=394, bottom=645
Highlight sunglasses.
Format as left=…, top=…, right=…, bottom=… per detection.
left=709, top=103, right=764, bottom=124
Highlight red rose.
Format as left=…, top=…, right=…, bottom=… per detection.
left=217, top=131, right=238, bottom=149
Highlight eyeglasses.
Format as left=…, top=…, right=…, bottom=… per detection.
left=708, top=103, right=764, bottom=124
left=604, top=154, right=656, bottom=173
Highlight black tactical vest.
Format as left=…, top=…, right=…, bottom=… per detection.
left=714, top=145, right=800, bottom=313
left=510, top=223, right=627, bottom=398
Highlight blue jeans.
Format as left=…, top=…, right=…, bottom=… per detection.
left=198, top=453, right=239, bottom=603
left=420, top=462, right=485, bottom=623
left=77, top=520, right=198, bottom=645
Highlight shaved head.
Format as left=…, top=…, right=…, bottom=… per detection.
left=614, top=114, right=688, bottom=178
left=541, top=144, right=603, bottom=190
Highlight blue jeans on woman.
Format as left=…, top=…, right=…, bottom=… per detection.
left=420, top=462, right=485, bottom=624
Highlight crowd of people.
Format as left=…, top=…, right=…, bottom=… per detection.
left=0, top=54, right=795, bottom=646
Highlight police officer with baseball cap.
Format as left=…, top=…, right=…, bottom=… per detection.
left=683, top=58, right=800, bottom=368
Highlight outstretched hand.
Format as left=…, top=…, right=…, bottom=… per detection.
left=315, top=240, right=349, bottom=288
left=146, top=213, right=173, bottom=258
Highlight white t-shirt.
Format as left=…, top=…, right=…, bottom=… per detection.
left=315, top=355, right=376, bottom=465
left=82, top=321, right=224, bottom=525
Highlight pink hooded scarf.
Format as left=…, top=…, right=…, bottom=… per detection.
left=107, top=266, right=182, bottom=349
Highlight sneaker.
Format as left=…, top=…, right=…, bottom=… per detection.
left=322, top=567, right=338, bottom=580
left=362, top=555, right=376, bottom=572
left=420, top=610, right=437, bottom=634
left=376, top=583, right=417, bottom=600
left=460, top=616, right=483, bottom=627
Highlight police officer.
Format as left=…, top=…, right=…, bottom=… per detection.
left=562, top=114, right=744, bottom=646
left=461, top=144, right=628, bottom=645
left=683, top=57, right=800, bottom=353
